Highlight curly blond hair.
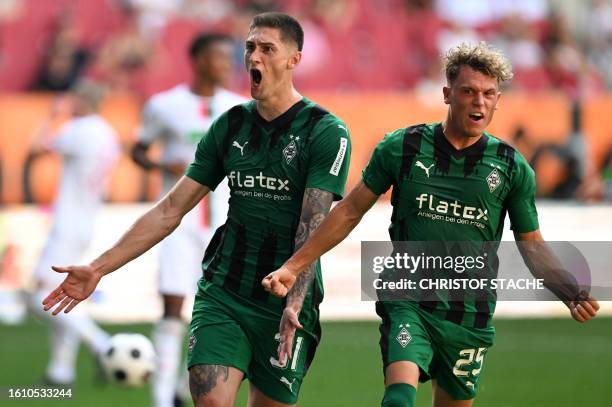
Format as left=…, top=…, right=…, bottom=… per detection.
left=443, top=41, right=513, bottom=84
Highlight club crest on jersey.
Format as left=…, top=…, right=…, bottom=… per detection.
left=486, top=168, right=501, bottom=192
left=396, top=323, right=412, bottom=348
left=283, top=138, right=297, bottom=164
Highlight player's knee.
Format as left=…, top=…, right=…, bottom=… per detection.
left=192, top=393, right=232, bottom=407
left=381, top=383, right=417, bottom=407
left=189, top=365, right=234, bottom=407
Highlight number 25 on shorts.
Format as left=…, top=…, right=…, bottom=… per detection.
left=269, top=333, right=304, bottom=370
left=452, top=347, right=487, bottom=378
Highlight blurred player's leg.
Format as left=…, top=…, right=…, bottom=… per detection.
left=34, top=236, right=110, bottom=381
left=175, top=367, right=191, bottom=406
left=154, top=219, right=202, bottom=407
left=46, top=320, right=80, bottom=384
left=33, top=289, right=111, bottom=354
left=153, top=301, right=185, bottom=407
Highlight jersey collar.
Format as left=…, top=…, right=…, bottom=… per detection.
left=434, top=123, right=489, bottom=158
left=253, top=99, right=306, bottom=131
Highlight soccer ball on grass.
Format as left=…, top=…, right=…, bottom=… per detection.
left=101, top=333, right=156, bottom=387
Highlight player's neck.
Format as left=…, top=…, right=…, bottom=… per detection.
left=255, top=87, right=302, bottom=122
left=442, top=120, right=483, bottom=150
left=191, top=79, right=216, bottom=97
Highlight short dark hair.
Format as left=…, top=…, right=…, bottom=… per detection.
left=249, top=12, right=304, bottom=51
left=189, top=32, right=232, bottom=58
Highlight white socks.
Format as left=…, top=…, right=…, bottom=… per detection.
left=46, top=321, right=79, bottom=384
left=55, top=312, right=111, bottom=355
left=152, top=318, right=186, bottom=407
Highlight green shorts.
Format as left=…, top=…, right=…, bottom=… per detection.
left=376, top=301, right=495, bottom=400
left=187, top=281, right=320, bottom=404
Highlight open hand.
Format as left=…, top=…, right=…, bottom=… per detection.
left=42, top=265, right=102, bottom=315
left=277, top=306, right=303, bottom=366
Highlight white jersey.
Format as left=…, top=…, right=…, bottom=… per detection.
left=139, top=84, right=246, bottom=296
left=138, top=84, right=246, bottom=228
left=50, top=114, right=119, bottom=241
left=35, top=114, right=119, bottom=284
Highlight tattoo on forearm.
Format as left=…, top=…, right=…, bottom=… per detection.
left=189, top=364, right=229, bottom=398
left=288, top=188, right=334, bottom=306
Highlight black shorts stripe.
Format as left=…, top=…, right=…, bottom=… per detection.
left=376, top=302, right=391, bottom=370
left=250, top=230, right=278, bottom=301
left=223, top=223, right=247, bottom=292
left=304, top=318, right=321, bottom=373
left=309, top=273, right=324, bottom=310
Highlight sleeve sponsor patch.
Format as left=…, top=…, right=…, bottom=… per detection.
left=329, top=137, right=348, bottom=176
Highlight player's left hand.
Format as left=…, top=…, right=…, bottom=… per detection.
left=42, top=264, right=102, bottom=315
left=569, top=292, right=600, bottom=323
left=278, top=305, right=303, bottom=366
left=262, top=266, right=298, bottom=298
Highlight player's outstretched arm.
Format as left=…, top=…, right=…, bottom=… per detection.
left=43, top=176, right=210, bottom=315
left=515, top=230, right=600, bottom=323
left=276, top=188, right=334, bottom=364
left=263, top=181, right=379, bottom=298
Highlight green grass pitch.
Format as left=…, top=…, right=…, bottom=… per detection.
left=2, top=316, right=611, bottom=406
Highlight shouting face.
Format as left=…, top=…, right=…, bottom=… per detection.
left=443, top=65, right=501, bottom=139
left=244, top=26, right=301, bottom=100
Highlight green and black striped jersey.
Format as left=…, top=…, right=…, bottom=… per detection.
left=362, top=123, right=539, bottom=328
left=186, top=98, right=351, bottom=313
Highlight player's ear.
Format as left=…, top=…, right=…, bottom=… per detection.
left=287, top=51, right=301, bottom=70
left=443, top=86, right=451, bottom=104
left=494, top=91, right=502, bottom=110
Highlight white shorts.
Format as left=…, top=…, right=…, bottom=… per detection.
left=158, top=204, right=212, bottom=296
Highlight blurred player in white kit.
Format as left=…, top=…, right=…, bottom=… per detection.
left=31, top=80, right=119, bottom=385
left=130, top=32, right=246, bottom=407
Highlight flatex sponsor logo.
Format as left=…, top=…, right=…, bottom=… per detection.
left=415, top=193, right=488, bottom=221
left=228, top=171, right=290, bottom=191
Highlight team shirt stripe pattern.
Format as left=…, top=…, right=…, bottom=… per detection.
left=186, top=98, right=351, bottom=314
left=362, top=123, right=539, bottom=328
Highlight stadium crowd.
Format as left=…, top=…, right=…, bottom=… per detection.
left=1, top=0, right=611, bottom=98
left=0, top=0, right=610, bottom=202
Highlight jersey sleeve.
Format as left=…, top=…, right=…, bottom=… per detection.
left=185, top=114, right=226, bottom=190
left=304, top=118, right=351, bottom=200
left=361, top=132, right=399, bottom=195
left=48, top=121, right=79, bottom=155
left=506, top=154, right=539, bottom=233
left=137, top=99, right=165, bottom=145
